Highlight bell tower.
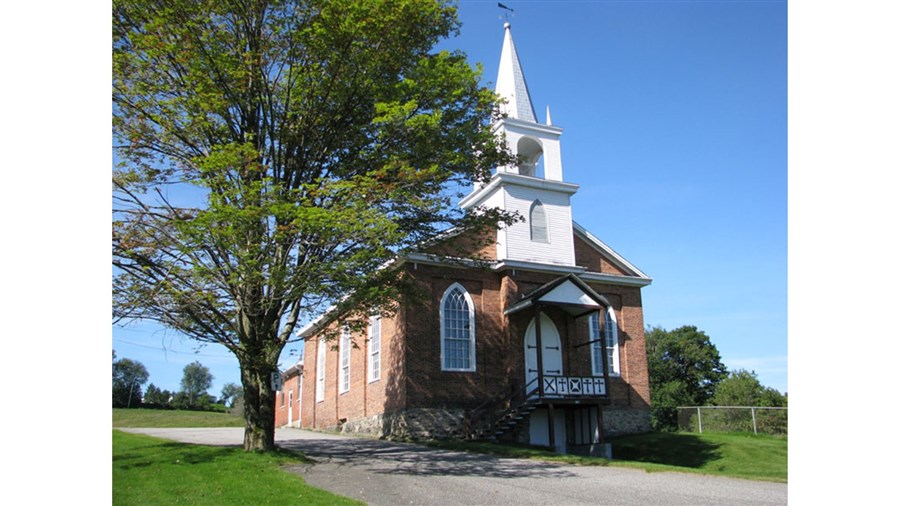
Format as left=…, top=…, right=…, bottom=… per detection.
left=460, top=23, right=578, bottom=267
left=493, top=22, right=565, bottom=182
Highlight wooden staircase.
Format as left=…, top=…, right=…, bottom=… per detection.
left=480, top=397, right=540, bottom=441
left=467, top=378, right=541, bottom=441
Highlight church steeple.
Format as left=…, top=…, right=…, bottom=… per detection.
left=460, top=22, right=578, bottom=267
left=495, top=23, right=538, bottom=123
left=491, top=23, right=565, bottom=182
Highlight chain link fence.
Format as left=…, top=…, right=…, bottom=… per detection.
left=677, top=406, right=787, bottom=435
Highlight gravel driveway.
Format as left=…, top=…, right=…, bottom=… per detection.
left=120, top=427, right=787, bottom=505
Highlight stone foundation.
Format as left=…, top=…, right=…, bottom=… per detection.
left=340, top=408, right=467, bottom=440
left=337, top=406, right=650, bottom=444
left=603, top=407, right=652, bottom=436
left=340, top=414, right=386, bottom=436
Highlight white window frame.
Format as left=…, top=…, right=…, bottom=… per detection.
left=440, top=283, right=476, bottom=372
left=368, top=315, right=381, bottom=383
left=315, top=336, right=326, bottom=402
left=339, top=327, right=351, bottom=393
left=590, top=308, right=620, bottom=376
left=529, top=200, right=549, bottom=243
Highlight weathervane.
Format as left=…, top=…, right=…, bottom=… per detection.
left=498, top=2, right=514, bottom=23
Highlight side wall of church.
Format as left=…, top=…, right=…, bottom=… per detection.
left=299, top=307, right=407, bottom=436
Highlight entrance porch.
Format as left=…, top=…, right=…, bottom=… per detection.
left=467, top=274, right=616, bottom=456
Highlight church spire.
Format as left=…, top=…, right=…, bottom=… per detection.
left=495, top=22, right=537, bottom=123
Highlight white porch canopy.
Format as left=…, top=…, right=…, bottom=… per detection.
left=504, top=273, right=610, bottom=318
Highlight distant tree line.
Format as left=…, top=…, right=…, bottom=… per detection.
left=113, top=351, right=242, bottom=413
left=645, top=325, right=787, bottom=431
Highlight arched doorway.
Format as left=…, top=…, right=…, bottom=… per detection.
left=525, top=313, right=566, bottom=452
left=524, top=313, right=563, bottom=393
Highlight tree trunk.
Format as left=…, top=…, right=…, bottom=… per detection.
left=240, top=361, right=277, bottom=452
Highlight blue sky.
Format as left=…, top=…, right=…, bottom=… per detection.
left=112, top=1, right=788, bottom=397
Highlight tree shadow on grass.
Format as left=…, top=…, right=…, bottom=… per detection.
left=609, top=433, right=722, bottom=469
left=114, top=440, right=240, bottom=470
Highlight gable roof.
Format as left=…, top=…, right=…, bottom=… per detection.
left=403, top=219, right=653, bottom=287
left=504, top=273, right=610, bottom=318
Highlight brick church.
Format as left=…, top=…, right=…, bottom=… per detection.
left=275, top=23, right=653, bottom=455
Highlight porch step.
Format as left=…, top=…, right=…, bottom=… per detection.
left=478, top=399, right=542, bottom=441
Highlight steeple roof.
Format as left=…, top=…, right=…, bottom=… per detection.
left=495, top=23, right=537, bottom=123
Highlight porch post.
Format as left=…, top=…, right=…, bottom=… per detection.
left=596, top=402, right=605, bottom=445
left=548, top=402, right=556, bottom=451
left=600, top=307, right=611, bottom=395
left=534, top=304, right=544, bottom=397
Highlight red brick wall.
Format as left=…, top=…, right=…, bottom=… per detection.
left=400, top=264, right=650, bottom=411
left=300, top=308, right=406, bottom=430
left=275, top=374, right=301, bottom=427
left=402, top=263, right=509, bottom=409
left=295, top=251, right=651, bottom=431
left=582, top=281, right=651, bottom=409
left=422, top=226, right=498, bottom=261
left=573, top=235, right=629, bottom=276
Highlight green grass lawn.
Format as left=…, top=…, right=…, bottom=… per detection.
left=428, top=431, right=786, bottom=483
left=113, top=408, right=245, bottom=428
left=114, top=408, right=785, bottom=488
left=610, top=431, right=787, bottom=482
left=113, top=430, right=361, bottom=505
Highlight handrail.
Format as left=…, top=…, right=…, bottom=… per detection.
left=465, top=377, right=540, bottom=438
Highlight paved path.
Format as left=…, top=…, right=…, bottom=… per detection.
left=120, top=427, right=787, bottom=506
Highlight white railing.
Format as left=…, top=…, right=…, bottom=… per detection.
left=542, top=375, right=606, bottom=397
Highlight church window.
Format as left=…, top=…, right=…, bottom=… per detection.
left=440, top=283, right=476, bottom=371
left=315, top=336, right=326, bottom=402
left=339, top=327, right=351, bottom=393
left=590, top=308, right=620, bottom=376
left=368, top=315, right=381, bottom=382
left=530, top=200, right=548, bottom=243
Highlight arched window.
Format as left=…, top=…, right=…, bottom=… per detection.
left=440, top=283, right=476, bottom=371
left=530, top=200, right=548, bottom=243
left=590, top=308, right=620, bottom=376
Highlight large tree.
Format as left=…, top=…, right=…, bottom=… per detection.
left=112, top=355, right=150, bottom=408
left=646, top=325, right=728, bottom=407
left=113, top=0, right=514, bottom=450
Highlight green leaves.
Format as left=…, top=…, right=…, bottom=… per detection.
left=646, top=325, right=729, bottom=407
left=113, top=1, right=516, bottom=449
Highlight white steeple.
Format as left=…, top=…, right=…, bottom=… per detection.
left=491, top=23, right=565, bottom=182
left=495, top=22, right=538, bottom=123
left=460, top=23, right=578, bottom=267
